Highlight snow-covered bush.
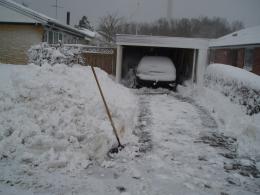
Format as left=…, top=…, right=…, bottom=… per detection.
left=0, top=64, right=138, bottom=171
left=28, top=43, right=83, bottom=66
left=204, top=64, right=260, bottom=115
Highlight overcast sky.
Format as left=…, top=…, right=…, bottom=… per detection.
left=14, top=0, right=260, bottom=28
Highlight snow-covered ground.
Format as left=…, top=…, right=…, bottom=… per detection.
left=0, top=63, right=259, bottom=195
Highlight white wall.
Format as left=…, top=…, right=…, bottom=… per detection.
left=196, top=49, right=208, bottom=85
left=116, top=45, right=123, bottom=82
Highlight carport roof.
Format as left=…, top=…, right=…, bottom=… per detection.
left=116, top=34, right=211, bottom=49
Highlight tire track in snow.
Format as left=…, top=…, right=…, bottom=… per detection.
left=171, top=93, right=218, bottom=129
left=134, top=94, right=153, bottom=153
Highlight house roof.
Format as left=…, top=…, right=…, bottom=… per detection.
left=116, top=34, right=210, bottom=49
left=210, top=25, right=260, bottom=48
left=0, top=0, right=95, bottom=39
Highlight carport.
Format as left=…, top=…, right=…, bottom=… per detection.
left=116, top=34, right=210, bottom=85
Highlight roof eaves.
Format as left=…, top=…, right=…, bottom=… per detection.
left=116, top=34, right=211, bottom=49
left=48, top=20, right=92, bottom=38
left=209, top=43, right=260, bottom=49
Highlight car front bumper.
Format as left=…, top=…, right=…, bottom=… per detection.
left=136, top=77, right=176, bottom=90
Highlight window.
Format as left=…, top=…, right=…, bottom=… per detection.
left=59, top=33, right=63, bottom=42
left=43, top=31, right=48, bottom=42
left=244, top=48, right=254, bottom=71
left=48, top=31, right=53, bottom=44
left=45, top=31, right=64, bottom=44
left=54, top=32, right=59, bottom=44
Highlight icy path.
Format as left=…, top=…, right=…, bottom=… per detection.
left=1, top=90, right=259, bottom=195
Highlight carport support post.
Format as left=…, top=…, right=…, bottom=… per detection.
left=116, top=45, right=123, bottom=83
left=196, top=49, right=208, bottom=86
left=191, top=49, right=197, bottom=83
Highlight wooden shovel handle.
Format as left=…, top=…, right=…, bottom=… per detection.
left=90, top=65, right=122, bottom=147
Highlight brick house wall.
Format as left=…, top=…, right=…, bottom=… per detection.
left=210, top=47, right=260, bottom=76
left=236, top=48, right=244, bottom=68
left=213, top=49, right=232, bottom=65
left=212, top=48, right=245, bottom=68
left=0, top=23, right=44, bottom=64
left=253, top=47, right=260, bottom=75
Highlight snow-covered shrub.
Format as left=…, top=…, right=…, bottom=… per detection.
left=121, top=68, right=136, bottom=88
left=28, top=43, right=83, bottom=66
left=0, top=64, right=138, bottom=171
left=204, top=64, right=260, bottom=115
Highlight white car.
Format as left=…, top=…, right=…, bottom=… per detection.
left=136, top=56, right=177, bottom=90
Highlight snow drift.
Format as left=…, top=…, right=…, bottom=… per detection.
left=204, top=64, right=260, bottom=115
left=0, top=63, right=137, bottom=171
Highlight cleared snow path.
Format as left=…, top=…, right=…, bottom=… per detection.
left=172, top=94, right=218, bottom=129
left=134, top=94, right=153, bottom=153
left=126, top=89, right=259, bottom=195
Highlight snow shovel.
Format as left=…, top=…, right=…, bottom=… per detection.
left=90, top=65, right=124, bottom=153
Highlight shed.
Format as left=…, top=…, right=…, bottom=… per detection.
left=209, top=25, right=260, bottom=75
left=0, top=0, right=95, bottom=64
left=115, top=34, right=210, bottom=85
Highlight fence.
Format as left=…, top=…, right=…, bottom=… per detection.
left=80, top=47, right=117, bottom=75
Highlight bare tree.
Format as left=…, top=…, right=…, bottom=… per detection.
left=118, top=16, right=244, bottom=38
left=231, top=21, right=244, bottom=32
left=98, top=13, right=124, bottom=43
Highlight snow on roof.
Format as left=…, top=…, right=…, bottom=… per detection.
left=77, top=28, right=96, bottom=38
left=210, top=26, right=260, bottom=47
left=116, top=34, right=210, bottom=49
left=0, top=0, right=95, bottom=39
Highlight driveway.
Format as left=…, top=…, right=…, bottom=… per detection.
left=0, top=89, right=259, bottom=195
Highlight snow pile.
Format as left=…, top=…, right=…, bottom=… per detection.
left=204, top=64, right=260, bottom=115
left=28, top=43, right=83, bottom=66
left=0, top=64, right=137, bottom=171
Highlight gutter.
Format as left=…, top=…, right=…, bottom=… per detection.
left=209, top=44, right=260, bottom=49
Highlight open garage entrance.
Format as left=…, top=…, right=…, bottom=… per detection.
left=116, top=35, right=209, bottom=86
left=121, top=45, right=195, bottom=85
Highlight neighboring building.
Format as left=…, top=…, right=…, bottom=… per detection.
left=115, top=34, right=210, bottom=85
left=116, top=26, right=260, bottom=86
left=209, top=26, right=260, bottom=75
left=0, top=0, right=95, bottom=64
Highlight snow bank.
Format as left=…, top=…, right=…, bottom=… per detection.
left=178, top=84, right=260, bottom=162
left=28, top=43, right=83, bottom=66
left=0, top=64, right=137, bottom=171
left=204, top=64, right=260, bottom=115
